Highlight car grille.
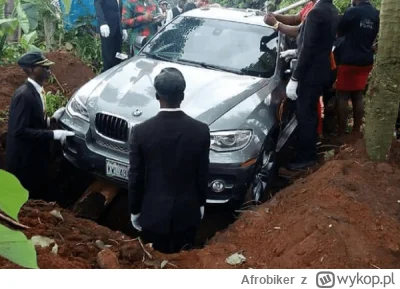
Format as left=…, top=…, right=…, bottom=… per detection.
left=96, top=139, right=129, bottom=153
left=95, top=113, right=129, bottom=142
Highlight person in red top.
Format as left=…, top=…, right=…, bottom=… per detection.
left=265, top=0, right=331, bottom=137
left=269, top=1, right=316, bottom=30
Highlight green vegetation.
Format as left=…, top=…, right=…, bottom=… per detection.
left=45, top=90, right=68, bottom=116
left=213, top=0, right=381, bottom=13
left=0, top=107, right=8, bottom=123
left=0, top=169, right=38, bottom=269
left=0, top=0, right=102, bottom=71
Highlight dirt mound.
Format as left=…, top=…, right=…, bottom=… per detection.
left=153, top=140, right=400, bottom=269
left=0, top=50, right=94, bottom=119
left=45, top=51, right=95, bottom=97
left=0, top=201, right=146, bottom=269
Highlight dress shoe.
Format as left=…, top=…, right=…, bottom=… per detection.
left=286, top=160, right=316, bottom=171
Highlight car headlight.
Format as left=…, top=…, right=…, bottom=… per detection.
left=66, top=95, right=89, bottom=121
left=210, top=130, right=252, bottom=152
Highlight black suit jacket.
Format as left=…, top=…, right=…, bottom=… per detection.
left=128, top=110, right=210, bottom=234
left=293, top=0, right=339, bottom=85
left=5, top=82, right=53, bottom=193
left=337, top=2, right=379, bottom=66
left=172, top=7, right=182, bottom=18
left=94, top=0, right=123, bottom=36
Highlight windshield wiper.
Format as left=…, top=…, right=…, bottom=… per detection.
left=176, top=58, right=244, bottom=75
left=141, top=51, right=173, bottom=62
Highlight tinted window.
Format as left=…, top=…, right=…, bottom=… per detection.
left=142, top=16, right=278, bottom=78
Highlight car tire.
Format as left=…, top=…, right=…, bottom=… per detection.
left=245, top=136, right=277, bottom=206
left=229, top=136, right=278, bottom=212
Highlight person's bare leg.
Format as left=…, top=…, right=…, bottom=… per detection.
left=351, top=90, right=364, bottom=133
left=335, top=90, right=349, bottom=136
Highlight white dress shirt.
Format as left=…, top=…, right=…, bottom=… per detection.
left=159, top=108, right=182, bottom=112
left=27, top=78, right=45, bottom=113
left=27, top=77, right=51, bottom=126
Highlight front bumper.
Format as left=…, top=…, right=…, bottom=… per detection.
left=60, top=127, right=255, bottom=204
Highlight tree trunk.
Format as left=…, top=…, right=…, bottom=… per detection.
left=43, top=13, right=56, bottom=51
left=365, top=0, right=400, bottom=161
left=5, top=0, right=18, bottom=42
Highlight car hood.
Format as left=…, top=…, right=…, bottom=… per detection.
left=85, top=56, right=269, bottom=125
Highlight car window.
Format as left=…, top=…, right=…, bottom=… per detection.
left=141, top=16, right=278, bottom=78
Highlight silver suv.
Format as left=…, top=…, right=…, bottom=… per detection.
left=59, top=7, right=295, bottom=207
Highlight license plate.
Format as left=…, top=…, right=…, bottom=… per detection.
left=106, top=160, right=129, bottom=180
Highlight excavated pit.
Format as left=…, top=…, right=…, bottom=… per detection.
left=51, top=152, right=294, bottom=248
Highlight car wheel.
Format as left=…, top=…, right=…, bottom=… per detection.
left=246, top=137, right=277, bottom=206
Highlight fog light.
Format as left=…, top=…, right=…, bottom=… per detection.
left=211, top=180, right=225, bottom=193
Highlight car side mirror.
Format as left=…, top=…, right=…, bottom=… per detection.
left=260, top=33, right=278, bottom=52
left=134, top=36, right=148, bottom=49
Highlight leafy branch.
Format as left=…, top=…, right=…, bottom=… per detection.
left=0, top=170, right=38, bottom=269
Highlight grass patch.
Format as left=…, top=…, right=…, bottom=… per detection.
left=0, top=108, right=9, bottom=124
left=45, top=91, right=68, bottom=116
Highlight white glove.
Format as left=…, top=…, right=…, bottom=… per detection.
left=200, top=206, right=204, bottom=220
left=122, top=29, right=128, bottom=41
left=52, top=107, right=65, bottom=122
left=286, top=79, right=298, bottom=101
left=53, top=130, right=75, bottom=145
left=100, top=25, right=110, bottom=38
left=130, top=214, right=142, bottom=231
left=280, top=49, right=297, bottom=62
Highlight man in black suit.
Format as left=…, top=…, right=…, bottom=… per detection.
left=5, top=52, right=74, bottom=200
left=128, top=67, right=210, bottom=254
left=285, top=0, right=339, bottom=170
left=182, top=0, right=208, bottom=12
left=94, top=0, right=128, bottom=72
left=166, top=0, right=187, bottom=23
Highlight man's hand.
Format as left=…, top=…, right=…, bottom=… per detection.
left=143, top=13, right=153, bottom=22
left=122, top=29, right=128, bottom=42
left=53, top=130, right=75, bottom=145
left=264, top=12, right=277, bottom=26
left=200, top=206, right=204, bottom=220
left=286, top=79, right=298, bottom=101
left=131, top=214, right=142, bottom=231
left=280, top=49, right=297, bottom=62
left=52, top=107, right=65, bottom=122
left=100, top=24, right=110, bottom=38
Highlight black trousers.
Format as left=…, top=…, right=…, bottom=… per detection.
left=17, top=170, right=53, bottom=201
left=141, top=227, right=198, bottom=254
left=100, top=29, right=122, bottom=72
left=295, top=81, right=324, bottom=162
left=322, top=69, right=337, bottom=105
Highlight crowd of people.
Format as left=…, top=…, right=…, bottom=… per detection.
left=93, top=0, right=214, bottom=70
left=264, top=0, right=379, bottom=170
left=5, top=0, right=382, bottom=255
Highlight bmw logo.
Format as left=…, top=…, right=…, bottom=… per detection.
left=132, top=109, right=142, bottom=117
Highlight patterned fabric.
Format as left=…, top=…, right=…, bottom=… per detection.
left=122, top=0, right=160, bottom=52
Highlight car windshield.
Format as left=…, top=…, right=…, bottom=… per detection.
left=141, top=16, right=278, bottom=78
